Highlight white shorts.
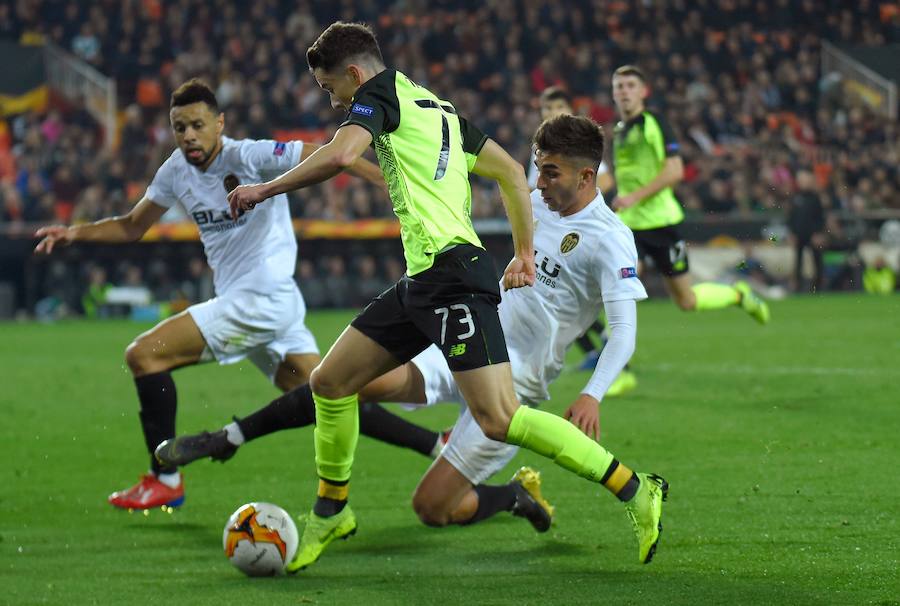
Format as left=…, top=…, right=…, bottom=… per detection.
left=409, top=345, right=521, bottom=485
left=188, top=282, right=319, bottom=382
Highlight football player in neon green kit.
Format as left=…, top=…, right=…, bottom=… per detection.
left=611, top=65, right=770, bottom=323
left=229, top=23, right=667, bottom=571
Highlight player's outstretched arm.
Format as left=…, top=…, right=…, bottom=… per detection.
left=228, top=125, right=373, bottom=218
left=564, top=298, right=638, bottom=440
left=300, top=141, right=385, bottom=189
left=471, top=138, right=535, bottom=290
left=612, top=156, right=683, bottom=210
left=33, top=197, right=167, bottom=254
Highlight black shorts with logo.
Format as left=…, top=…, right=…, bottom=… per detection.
left=632, top=225, right=689, bottom=277
left=351, top=244, right=509, bottom=372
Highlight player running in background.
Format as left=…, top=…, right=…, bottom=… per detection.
left=227, top=22, right=667, bottom=571
left=34, top=79, right=453, bottom=511
left=159, top=113, right=648, bottom=538
left=610, top=65, right=770, bottom=323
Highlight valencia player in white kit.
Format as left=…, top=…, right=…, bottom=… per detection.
left=161, top=115, right=666, bottom=561
left=35, top=80, right=454, bottom=510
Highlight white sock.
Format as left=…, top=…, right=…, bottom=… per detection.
left=156, top=471, right=181, bottom=488
left=224, top=422, right=245, bottom=446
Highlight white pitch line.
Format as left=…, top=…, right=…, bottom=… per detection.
left=642, top=362, right=895, bottom=377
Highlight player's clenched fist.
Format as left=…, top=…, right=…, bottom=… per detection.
left=502, top=255, right=536, bottom=291
left=34, top=225, right=73, bottom=254
left=227, top=183, right=270, bottom=219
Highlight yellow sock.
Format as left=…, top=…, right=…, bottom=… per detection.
left=312, top=392, right=359, bottom=483
left=317, top=479, right=349, bottom=501
left=505, top=406, right=615, bottom=483
left=692, top=282, right=740, bottom=311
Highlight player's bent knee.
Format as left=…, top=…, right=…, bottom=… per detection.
left=470, top=409, right=512, bottom=442
left=482, top=421, right=510, bottom=442
left=308, top=365, right=347, bottom=399
left=125, top=336, right=179, bottom=377
left=676, top=295, right=695, bottom=311
left=124, top=340, right=154, bottom=376
left=274, top=365, right=311, bottom=393
left=411, top=492, right=452, bottom=527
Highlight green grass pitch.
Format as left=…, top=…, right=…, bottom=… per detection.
left=2, top=295, right=898, bottom=605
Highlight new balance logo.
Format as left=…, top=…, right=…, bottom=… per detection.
left=448, top=343, right=467, bottom=357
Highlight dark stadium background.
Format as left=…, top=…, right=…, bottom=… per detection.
left=0, top=0, right=897, bottom=317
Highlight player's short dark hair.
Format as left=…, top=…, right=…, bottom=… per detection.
left=533, top=115, right=605, bottom=169
left=613, top=65, right=647, bottom=83
left=539, top=86, right=571, bottom=105
left=307, top=22, right=384, bottom=72
left=170, top=78, right=218, bottom=112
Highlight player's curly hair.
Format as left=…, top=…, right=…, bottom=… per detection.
left=170, top=78, right=218, bottom=111
left=533, top=115, right=605, bottom=169
left=307, top=22, right=384, bottom=72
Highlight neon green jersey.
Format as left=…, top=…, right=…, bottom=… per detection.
left=341, top=69, right=488, bottom=275
left=613, top=110, right=684, bottom=231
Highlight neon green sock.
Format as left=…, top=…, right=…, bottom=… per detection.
left=313, top=392, right=359, bottom=483
left=692, top=282, right=740, bottom=311
left=506, top=406, right=615, bottom=483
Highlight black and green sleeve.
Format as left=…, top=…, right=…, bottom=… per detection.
left=340, top=69, right=401, bottom=140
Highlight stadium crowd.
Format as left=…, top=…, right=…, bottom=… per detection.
left=1, top=0, right=899, bottom=307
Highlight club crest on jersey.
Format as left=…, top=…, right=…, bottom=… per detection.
left=351, top=103, right=375, bottom=116
left=560, top=232, right=580, bottom=255
left=620, top=267, right=637, bottom=278
left=273, top=142, right=286, bottom=156
left=223, top=174, right=240, bottom=193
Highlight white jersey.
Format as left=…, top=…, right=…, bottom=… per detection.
left=500, top=189, right=647, bottom=401
left=146, top=137, right=302, bottom=295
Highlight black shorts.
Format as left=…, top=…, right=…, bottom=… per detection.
left=633, top=225, right=689, bottom=277
left=351, top=244, right=509, bottom=372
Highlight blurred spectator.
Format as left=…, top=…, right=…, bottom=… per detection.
left=383, top=256, right=406, bottom=282
left=296, top=258, right=328, bottom=309
left=788, top=170, right=826, bottom=292
left=120, top=263, right=145, bottom=288
left=81, top=265, right=110, bottom=318
left=699, top=178, right=737, bottom=214
left=178, top=257, right=214, bottom=304
left=1, top=184, right=24, bottom=223
left=50, top=164, right=82, bottom=223
left=40, top=110, right=64, bottom=144
left=821, top=213, right=864, bottom=291
left=71, top=23, right=100, bottom=63
left=354, top=255, right=388, bottom=306
left=322, top=256, right=351, bottom=308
